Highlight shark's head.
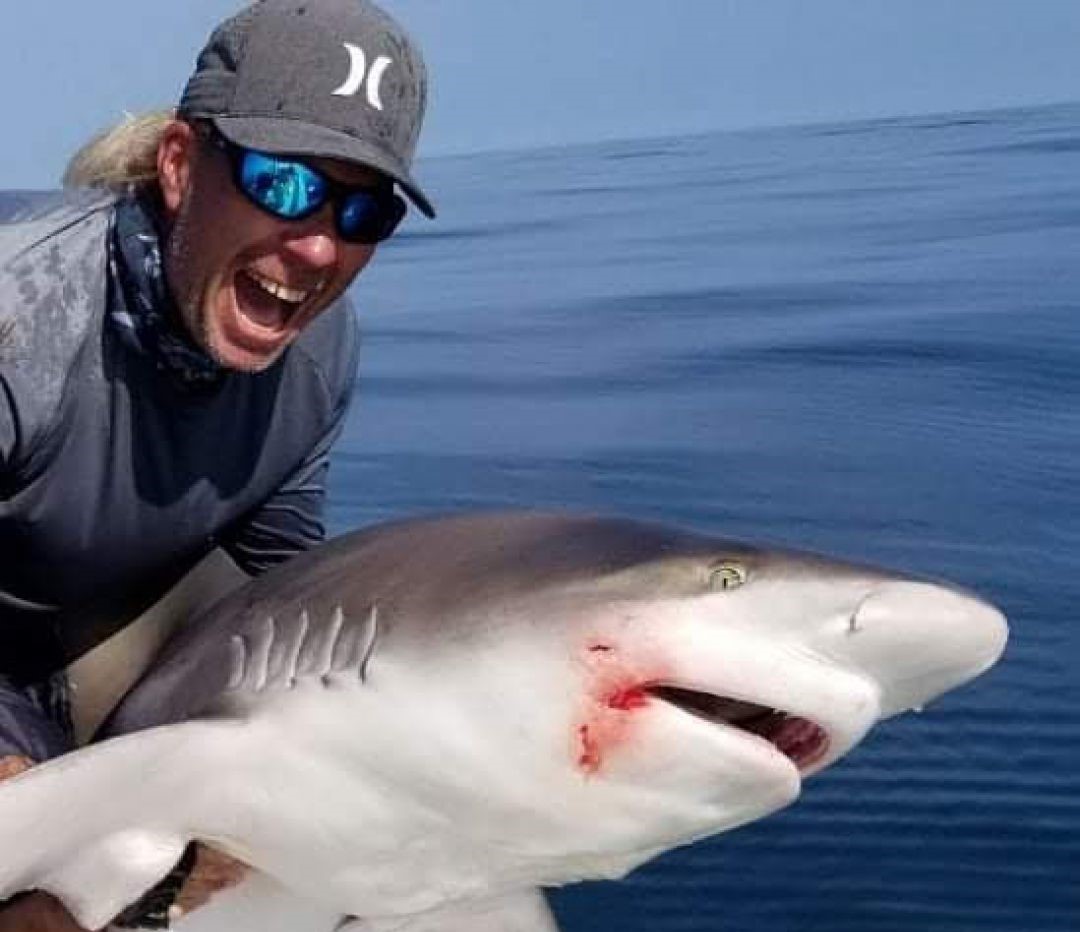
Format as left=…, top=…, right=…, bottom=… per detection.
left=305, top=513, right=1007, bottom=886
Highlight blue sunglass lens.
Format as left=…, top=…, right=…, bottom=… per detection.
left=239, top=152, right=326, bottom=219
left=338, top=193, right=381, bottom=238
left=338, top=192, right=406, bottom=243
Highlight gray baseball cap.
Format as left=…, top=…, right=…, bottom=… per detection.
left=178, top=0, right=434, bottom=218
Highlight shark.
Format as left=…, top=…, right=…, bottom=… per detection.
left=0, top=512, right=1007, bottom=931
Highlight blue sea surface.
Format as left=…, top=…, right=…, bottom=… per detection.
left=330, top=102, right=1080, bottom=931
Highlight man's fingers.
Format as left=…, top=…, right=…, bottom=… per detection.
left=0, top=891, right=92, bottom=932
left=0, top=755, right=35, bottom=781
left=172, top=844, right=250, bottom=917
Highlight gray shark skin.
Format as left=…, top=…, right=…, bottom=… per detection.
left=0, top=512, right=1007, bottom=931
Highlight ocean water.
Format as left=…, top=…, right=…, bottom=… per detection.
left=328, top=101, right=1080, bottom=931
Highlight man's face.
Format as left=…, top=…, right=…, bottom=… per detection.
left=158, top=121, right=381, bottom=373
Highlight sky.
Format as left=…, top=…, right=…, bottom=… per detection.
left=3, top=0, right=1080, bottom=188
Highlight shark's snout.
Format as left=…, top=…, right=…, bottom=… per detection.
left=839, top=581, right=1008, bottom=718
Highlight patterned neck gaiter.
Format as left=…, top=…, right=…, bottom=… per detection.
left=107, top=195, right=225, bottom=390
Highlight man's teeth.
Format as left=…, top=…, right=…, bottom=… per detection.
left=245, top=270, right=315, bottom=305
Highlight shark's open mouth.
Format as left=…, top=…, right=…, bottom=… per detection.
left=649, top=685, right=830, bottom=771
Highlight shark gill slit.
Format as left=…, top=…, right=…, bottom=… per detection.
left=357, top=604, right=379, bottom=683
left=250, top=615, right=276, bottom=691
left=317, top=607, right=345, bottom=679
left=282, top=609, right=309, bottom=686
left=226, top=634, right=247, bottom=691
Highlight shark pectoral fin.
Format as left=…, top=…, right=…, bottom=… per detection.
left=339, top=889, right=562, bottom=932
left=41, top=829, right=187, bottom=931
left=0, top=722, right=235, bottom=930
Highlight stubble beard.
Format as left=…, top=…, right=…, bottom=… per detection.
left=164, top=208, right=290, bottom=376
left=163, top=198, right=215, bottom=363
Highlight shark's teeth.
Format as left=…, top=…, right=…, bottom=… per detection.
left=244, top=269, right=315, bottom=305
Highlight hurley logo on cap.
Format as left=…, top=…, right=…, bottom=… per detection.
left=331, top=42, right=392, bottom=111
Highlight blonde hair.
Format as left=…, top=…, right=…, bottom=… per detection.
left=62, top=110, right=176, bottom=193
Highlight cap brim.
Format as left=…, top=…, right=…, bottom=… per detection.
left=212, top=116, right=436, bottom=219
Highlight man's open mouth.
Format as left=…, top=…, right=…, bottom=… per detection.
left=235, top=268, right=320, bottom=333
left=648, top=685, right=830, bottom=771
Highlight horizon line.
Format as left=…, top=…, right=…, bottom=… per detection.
left=418, top=96, right=1080, bottom=165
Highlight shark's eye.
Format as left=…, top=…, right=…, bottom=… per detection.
left=709, top=562, right=747, bottom=591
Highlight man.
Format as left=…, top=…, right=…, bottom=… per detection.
left=0, top=0, right=433, bottom=927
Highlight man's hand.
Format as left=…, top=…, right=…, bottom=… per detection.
left=173, top=844, right=250, bottom=918
left=0, top=754, right=34, bottom=781
left=0, top=892, right=92, bottom=932
left=0, top=754, right=249, bottom=928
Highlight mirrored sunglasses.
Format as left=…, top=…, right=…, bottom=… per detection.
left=204, top=128, right=407, bottom=245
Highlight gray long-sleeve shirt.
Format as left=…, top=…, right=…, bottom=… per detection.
left=0, top=192, right=360, bottom=682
